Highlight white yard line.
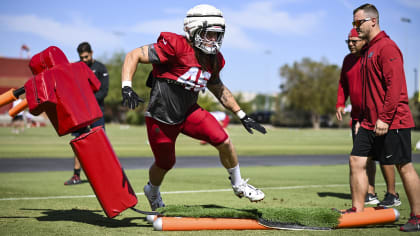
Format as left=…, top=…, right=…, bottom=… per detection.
left=0, top=182, right=400, bottom=201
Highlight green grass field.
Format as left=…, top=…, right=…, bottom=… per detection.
left=1, top=123, right=420, bottom=158
left=0, top=124, right=419, bottom=235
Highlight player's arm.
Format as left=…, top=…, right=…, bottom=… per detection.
left=207, top=77, right=240, bottom=113
left=336, top=59, right=349, bottom=121
left=94, top=65, right=109, bottom=101
left=207, top=77, right=266, bottom=134
left=122, top=45, right=151, bottom=85
left=121, top=45, right=153, bottom=109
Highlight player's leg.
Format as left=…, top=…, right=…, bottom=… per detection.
left=378, top=164, right=401, bottom=207
left=349, top=155, right=369, bottom=211
left=182, top=105, right=264, bottom=202
left=365, top=158, right=379, bottom=204
left=65, top=128, right=88, bottom=185
left=349, top=127, right=374, bottom=212
left=144, top=117, right=180, bottom=210
left=383, top=128, right=420, bottom=232
left=398, top=162, right=420, bottom=232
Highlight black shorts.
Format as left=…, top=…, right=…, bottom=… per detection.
left=71, top=117, right=105, bottom=137
left=12, top=115, right=23, bottom=122
left=351, top=127, right=412, bottom=165
left=351, top=119, right=357, bottom=143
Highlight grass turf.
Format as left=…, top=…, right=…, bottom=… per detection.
left=1, top=125, right=420, bottom=235
left=157, top=205, right=341, bottom=228
left=1, top=165, right=419, bottom=235
left=2, top=124, right=420, bottom=158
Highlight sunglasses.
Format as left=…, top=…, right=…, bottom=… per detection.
left=352, top=17, right=372, bottom=27
left=345, top=39, right=362, bottom=44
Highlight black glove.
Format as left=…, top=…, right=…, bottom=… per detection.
left=240, top=115, right=267, bottom=134
left=121, top=86, right=144, bottom=109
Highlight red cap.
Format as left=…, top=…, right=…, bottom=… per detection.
left=349, top=28, right=359, bottom=38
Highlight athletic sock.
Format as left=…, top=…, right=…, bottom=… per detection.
left=227, top=164, right=242, bottom=186
left=148, top=182, right=160, bottom=196
left=74, top=168, right=81, bottom=177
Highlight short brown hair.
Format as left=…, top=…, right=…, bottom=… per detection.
left=77, top=42, right=92, bottom=54
left=353, top=4, right=379, bottom=23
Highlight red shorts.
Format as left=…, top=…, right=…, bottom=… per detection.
left=146, top=104, right=229, bottom=170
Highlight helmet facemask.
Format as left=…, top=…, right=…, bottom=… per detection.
left=193, top=25, right=224, bottom=54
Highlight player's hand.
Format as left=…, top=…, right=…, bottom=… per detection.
left=354, top=121, right=360, bottom=135
left=240, top=115, right=267, bottom=134
left=374, top=119, right=389, bottom=136
left=121, top=86, right=144, bottom=109
left=336, top=107, right=345, bottom=121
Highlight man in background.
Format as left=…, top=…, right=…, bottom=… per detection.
left=64, top=42, right=109, bottom=185
left=349, top=4, right=420, bottom=232
left=336, top=28, right=399, bottom=208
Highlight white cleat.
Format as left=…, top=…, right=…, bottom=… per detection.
left=232, top=178, right=265, bottom=202
left=143, top=182, right=165, bottom=211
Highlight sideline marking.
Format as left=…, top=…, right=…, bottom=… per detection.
left=0, top=183, right=399, bottom=201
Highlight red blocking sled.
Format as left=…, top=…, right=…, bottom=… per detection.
left=70, top=127, right=138, bottom=218
left=24, top=46, right=103, bottom=136
left=0, top=46, right=153, bottom=218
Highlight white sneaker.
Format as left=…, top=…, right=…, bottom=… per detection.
left=232, top=178, right=265, bottom=202
left=143, top=182, right=165, bottom=211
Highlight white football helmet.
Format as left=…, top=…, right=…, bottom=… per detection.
left=184, top=4, right=225, bottom=54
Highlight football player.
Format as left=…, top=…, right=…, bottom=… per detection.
left=121, top=4, right=266, bottom=210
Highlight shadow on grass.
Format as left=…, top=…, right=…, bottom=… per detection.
left=317, top=192, right=352, bottom=200
left=21, top=208, right=149, bottom=228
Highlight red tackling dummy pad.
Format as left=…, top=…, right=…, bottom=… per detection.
left=24, top=46, right=103, bottom=136
left=70, top=127, right=138, bottom=218
left=29, top=46, right=69, bottom=75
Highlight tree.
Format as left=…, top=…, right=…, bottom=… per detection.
left=279, top=58, right=340, bottom=129
left=104, top=51, right=152, bottom=124
left=197, top=91, right=223, bottom=111
left=409, top=91, right=420, bottom=129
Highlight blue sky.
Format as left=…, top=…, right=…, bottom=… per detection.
left=1, top=0, right=419, bottom=97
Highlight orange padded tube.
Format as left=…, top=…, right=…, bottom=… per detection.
left=337, top=208, right=399, bottom=228
left=153, top=217, right=271, bottom=231
left=9, top=99, right=28, bottom=117
left=0, top=89, right=17, bottom=107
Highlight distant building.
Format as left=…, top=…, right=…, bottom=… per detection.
left=0, top=57, right=32, bottom=114
left=234, top=91, right=257, bottom=102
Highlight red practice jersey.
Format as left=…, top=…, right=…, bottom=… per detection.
left=152, top=32, right=225, bottom=92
